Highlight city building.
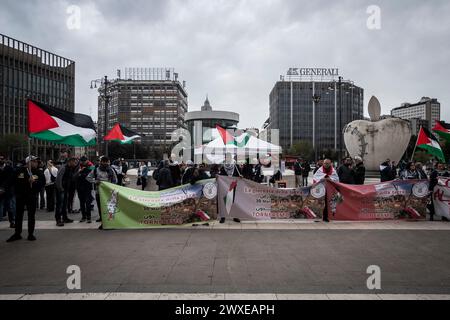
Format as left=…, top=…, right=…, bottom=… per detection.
left=96, top=68, right=188, bottom=159
left=390, top=97, right=440, bottom=130
left=0, top=33, right=75, bottom=160
left=267, top=68, right=364, bottom=158
left=185, top=96, right=239, bottom=149
left=409, top=118, right=430, bottom=136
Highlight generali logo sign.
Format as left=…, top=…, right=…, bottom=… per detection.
left=287, top=68, right=339, bottom=77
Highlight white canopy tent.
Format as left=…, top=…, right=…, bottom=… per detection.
left=195, top=133, right=282, bottom=164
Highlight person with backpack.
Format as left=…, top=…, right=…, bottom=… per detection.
left=43, top=160, right=58, bottom=212
left=156, top=160, right=173, bottom=191
left=86, top=157, right=117, bottom=229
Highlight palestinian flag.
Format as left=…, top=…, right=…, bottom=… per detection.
left=195, top=209, right=211, bottom=221
left=432, top=120, right=450, bottom=142
left=216, top=124, right=235, bottom=145
left=416, top=127, right=445, bottom=162
left=28, top=100, right=96, bottom=146
left=215, top=125, right=250, bottom=147
left=223, top=180, right=237, bottom=215
left=104, top=123, right=141, bottom=144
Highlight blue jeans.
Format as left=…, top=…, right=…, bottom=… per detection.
left=0, top=194, right=16, bottom=223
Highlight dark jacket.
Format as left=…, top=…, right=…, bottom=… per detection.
left=14, top=166, right=45, bottom=197
left=337, top=165, right=355, bottom=184
left=416, top=168, right=428, bottom=180
left=190, top=168, right=210, bottom=185
left=157, top=167, right=173, bottom=190
left=74, top=165, right=93, bottom=191
left=354, top=163, right=366, bottom=185
left=293, top=162, right=302, bottom=176
left=182, top=167, right=195, bottom=185
left=242, top=163, right=254, bottom=180
left=56, top=164, right=78, bottom=192
left=380, top=162, right=393, bottom=182
left=254, top=164, right=264, bottom=183
left=0, top=164, right=15, bottom=196
left=301, top=163, right=311, bottom=177
left=169, top=163, right=181, bottom=185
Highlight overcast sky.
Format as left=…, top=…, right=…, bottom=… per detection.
left=1, top=0, right=449, bottom=128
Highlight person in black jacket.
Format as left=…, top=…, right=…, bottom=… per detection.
left=428, top=163, right=450, bottom=221
left=74, top=156, right=94, bottom=223
left=55, top=158, right=77, bottom=226
left=242, top=159, right=254, bottom=181
left=293, top=158, right=302, bottom=188
left=169, top=160, right=182, bottom=186
left=253, top=161, right=264, bottom=183
left=7, top=156, right=45, bottom=242
left=415, top=162, right=428, bottom=180
left=156, top=160, right=173, bottom=191
left=190, top=164, right=210, bottom=185
left=182, top=161, right=195, bottom=185
left=380, top=159, right=393, bottom=182
left=337, top=157, right=355, bottom=184
left=301, top=159, right=311, bottom=187
left=0, top=156, right=16, bottom=228
left=354, top=156, right=366, bottom=185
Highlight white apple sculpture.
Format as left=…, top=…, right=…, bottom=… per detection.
left=343, top=96, right=412, bottom=171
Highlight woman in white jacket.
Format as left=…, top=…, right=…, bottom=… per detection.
left=44, top=160, right=58, bottom=212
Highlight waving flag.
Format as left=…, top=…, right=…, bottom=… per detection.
left=223, top=180, right=237, bottom=215
left=215, top=125, right=250, bottom=147
left=104, top=123, right=141, bottom=144
left=432, top=120, right=450, bottom=142
left=416, top=127, right=445, bottom=162
left=28, top=100, right=96, bottom=146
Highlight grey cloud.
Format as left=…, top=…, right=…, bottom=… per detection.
left=0, top=0, right=449, bottom=128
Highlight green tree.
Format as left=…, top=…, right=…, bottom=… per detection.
left=0, top=133, right=28, bottom=160
left=108, top=141, right=149, bottom=160
left=287, top=140, right=314, bottom=161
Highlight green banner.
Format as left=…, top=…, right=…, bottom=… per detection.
left=99, top=179, right=218, bottom=229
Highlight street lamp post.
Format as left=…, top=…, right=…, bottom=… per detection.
left=90, top=76, right=111, bottom=157
left=312, top=93, right=321, bottom=161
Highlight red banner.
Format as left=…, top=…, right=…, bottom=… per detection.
left=325, top=180, right=429, bottom=221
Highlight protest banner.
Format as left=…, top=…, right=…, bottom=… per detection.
left=217, top=176, right=326, bottom=220
left=432, top=177, right=450, bottom=219
left=326, top=179, right=429, bottom=220
left=99, top=179, right=218, bottom=229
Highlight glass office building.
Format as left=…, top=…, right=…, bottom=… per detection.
left=97, top=68, right=188, bottom=158
left=268, top=77, right=364, bottom=157
left=0, top=33, right=75, bottom=160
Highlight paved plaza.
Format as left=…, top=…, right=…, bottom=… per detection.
left=1, top=209, right=450, bottom=299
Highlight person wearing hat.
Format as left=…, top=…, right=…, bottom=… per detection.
left=354, top=156, right=366, bottom=185
left=7, top=156, right=45, bottom=242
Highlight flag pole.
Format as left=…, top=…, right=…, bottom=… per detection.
left=410, top=126, right=421, bottom=162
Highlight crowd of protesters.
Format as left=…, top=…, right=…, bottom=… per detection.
left=2, top=152, right=450, bottom=241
